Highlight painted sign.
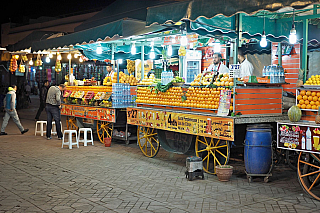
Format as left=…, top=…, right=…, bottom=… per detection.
left=277, top=122, right=320, bottom=154
left=217, top=90, right=232, bottom=116
left=127, top=107, right=234, bottom=141
left=61, top=104, right=116, bottom=122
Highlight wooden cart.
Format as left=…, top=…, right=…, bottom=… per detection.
left=277, top=121, right=320, bottom=200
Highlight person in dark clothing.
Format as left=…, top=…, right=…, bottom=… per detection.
left=46, top=84, right=66, bottom=140
left=35, top=80, right=50, bottom=121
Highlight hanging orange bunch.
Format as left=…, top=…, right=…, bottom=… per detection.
left=9, top=55, right=18, bottom=73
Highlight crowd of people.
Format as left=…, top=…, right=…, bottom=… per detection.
left=0, top=81, right=66, bottom=139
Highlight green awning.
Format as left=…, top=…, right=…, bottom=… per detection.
left=146, top=0, right=319, bottom=26
left=31, top=18, right=165, bottom=52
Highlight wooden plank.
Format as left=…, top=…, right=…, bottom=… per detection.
left=235, top=93, right=282, bottom=99
left=235, top=98, right=282, bottom=105
left=236, top=109, right=282, bottom=115
left=285, top=79, right=299, bottom=84
left=236, top=88, right=282, bottom=94
left=235, top=103, right=282, bottom=110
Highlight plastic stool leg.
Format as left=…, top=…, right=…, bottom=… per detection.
left=84, top=131, right=87, bottom=146
left=69, top=133, right=73, bottom=149
left=90, top=130, right=94, bottom=145
left=76, top=132, right=79, bottom=148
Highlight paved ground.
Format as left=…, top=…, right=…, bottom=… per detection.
left=0, top=96, right=320, bottom=213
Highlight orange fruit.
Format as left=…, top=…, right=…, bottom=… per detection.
left=297, top=95, right=303, bottom=100
left=305, top=100, right=310, bottom=105
left=308, top=96, right=313, bottom=101
left=310, top=101, right=315, bottom=105
left=299, top=100, right=305, bottom=105
left=301, top=104, right=306, bottom=109
left=312, top=92, right=317, bottom=96
left=300, top=90, right=306, bottom=96
left=306, top=91, right=311, bottom=96
left=306, top=104, right=312, bottom=109
left=313, top=96, right=318, bottom=101
left=303, top=95, right=308, bottom=100
left=317, top=92, right=320, bottom=97
left=230, top=105, right=233, bottom=111
left=312, top=105, right=318, bottom=110
left=316, top=101, right=320, bottom=105
left=297, top=104, right=301, bottom=108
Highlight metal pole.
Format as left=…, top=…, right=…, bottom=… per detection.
left=302, top=19, right=308, bottom=83
left=141, top=44, right=144, bottom=79
left=278, top=43, right=282, bottom=66
left=111, top=44, right=115, bottom=71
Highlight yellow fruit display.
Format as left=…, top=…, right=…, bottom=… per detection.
left=304, top=75, right=320, bottom=85
left=126, top=59, right=135, bottom=74
left=178, top=46, right=186, bottom=56
left=111, top=72, right=138, bottom=85
left=136, top=86, right=233, bottom=110
left=138, top=73, right=156, bottom=85
left=297, top=89, right=320, bottom=110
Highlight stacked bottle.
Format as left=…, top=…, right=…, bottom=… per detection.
left=112, top=83, right=123, bottom=108
left=161, top=70, right=174, bottom=85
left=262, top=65, right=285, bottom=83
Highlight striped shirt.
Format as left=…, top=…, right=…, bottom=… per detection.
left=46, top=86, right=61, bottom=106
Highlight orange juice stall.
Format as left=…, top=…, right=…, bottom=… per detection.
left=127, top=77, right=286, bottom=176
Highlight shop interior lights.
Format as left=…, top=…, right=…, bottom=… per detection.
left=49, top=52, right=53, bottom=58
left=67, top=53, right=72, bottom=60
left=167, top=45, right=173, bottom=57
left=180, top=35, right=188, bottom=46
left=131, top=42, right=136, bottom=55
left=57, top=53, right=62, bottom=60
left=213, top=40, right=221, bottom=53
left=118, top=59, right=123, bottom=64
left=96, top=43, right=103, bottom=54
left=289, top=9, right=297, bottom=44
left=45, top=55, right=50, bottom=63
left=14, top=55, right=19, bottom=60
left=79, top=57, right=83, bottom=62
left=150, top=47, right=156, bottom=59
left=29, top=58, right=33, bottom=65
left=74, top=53, right=79, bottom=58
left=260, top=15, right=267, bottom=47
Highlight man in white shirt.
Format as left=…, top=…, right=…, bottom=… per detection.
left=205, top=53, right=229, bottom=76
left=106, top=63, right=114, bottom=79
left=238, top=49, right=253, bottom=77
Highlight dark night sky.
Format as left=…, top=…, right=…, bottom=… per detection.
left=1, top=0, right=116, bottom=25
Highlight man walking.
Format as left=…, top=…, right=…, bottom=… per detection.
left=0, top=85, right=29, bottom=135
left=46, top=84, right=65, bottom=140
left=35, top=80, right=49, bottom=121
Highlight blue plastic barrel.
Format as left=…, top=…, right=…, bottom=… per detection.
left=244, top=125, right=272, bottom=174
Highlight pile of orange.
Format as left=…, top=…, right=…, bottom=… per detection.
left=112, top=72, right=138, bottom=85
left=136, top=86, right=233, bottom=110
left=297, top=90, right=320, bottom=110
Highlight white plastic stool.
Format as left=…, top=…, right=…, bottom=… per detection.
left=62, top=130, right=79, bottom=149
left=52, top=121, right=63, bottom=135
left=35, top=121, right=47, bottom=136
left=78, top=128, right=94, bottom=146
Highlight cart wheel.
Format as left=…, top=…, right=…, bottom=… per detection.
left=96, top=121, right=113, bottom=144
left=195, top=136, right=230, bottom=175
left=264, top=177, right=269, bottom=183
left=248, top=176, right=252, bottom=183
left=66, top=116, right=78, bottom=130
left=137, top=126, right=160, bottom=158
left=286, top=150, right=299, bottom=171
left=297, top=152, right=320, bottom=200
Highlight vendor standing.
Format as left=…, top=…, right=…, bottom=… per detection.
left=106, top=63, right=114, bottom=79
left=238, top=49, right=254, bottom=77
left=204, top=53, right=229, bottom=76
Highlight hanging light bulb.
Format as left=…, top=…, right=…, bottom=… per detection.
left=45, top=55, right=50, bottom=63
left=67, top=53, right=72, bottom=60
left=74, top=53, right=79, bottom=58
left=289, top=25, right=297, bottom=44
left=79, top=57, right=83, bottom=63
left=289, top=9, right=297, bottom=44
left=167, top=45, right=173, bottom=57
left=150, top=47, right=155, bottom=59
left=57, top=53, right=62, bottom=60
left=96, top=43, right=102, bottom=54
left=49, top=52, right=53, bottom=58
left=118, top=59, right=123, bottom=64
left=260, top=32, right=267, bottom=48
left=131, top=42, right=136, bottom=55
left=15, top=55, right=19, bottom=60
left=213, top=40, right=221, bottom=52
left=180, top=35, right=188, bottom=46
left=29, top=58, right=33, bottom=65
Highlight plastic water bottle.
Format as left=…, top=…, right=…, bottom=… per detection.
left=269, top=66, right=274, bottom=83
left=280, top=67, right=285, bottom=83
left=306, top=127, right=312, bottom=151
left=262, top=66, right=266, bottom=77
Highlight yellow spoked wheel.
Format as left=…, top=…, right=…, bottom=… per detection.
left=66, top=116, right=77, bottom=130
left=96, top=121, right=113, bottom=144
left=137, top=126, right=160, bottom=158
left=297, top=152, right=320, bottom=200
left=195, top=136, right=230, bottom=175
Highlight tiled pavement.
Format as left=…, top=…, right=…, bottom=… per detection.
left=0, top=96, right=320, bottom=213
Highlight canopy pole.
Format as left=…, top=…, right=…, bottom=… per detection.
left=233, top=13, right=242, bottom=64
left=302, top=19, right=308, bottom=83
left=111, top=44, right=115, bottom=71
left=141, top=44, right=145, bottom=79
